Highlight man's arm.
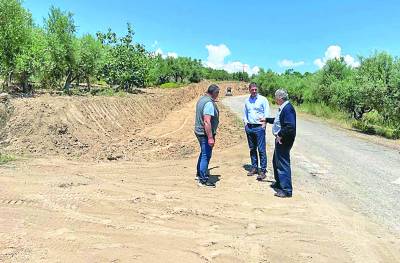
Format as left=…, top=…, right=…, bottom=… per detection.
left=243, top=101, right=249, bottom=125
left=265, top=117, right=275, bottom=124
left=203, top=115, right=214, bottom=147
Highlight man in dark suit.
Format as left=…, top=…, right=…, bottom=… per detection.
left=263, top=89, right=296, bottom=198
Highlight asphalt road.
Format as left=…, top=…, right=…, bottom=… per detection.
left=223, top=95, right=400, bottom=233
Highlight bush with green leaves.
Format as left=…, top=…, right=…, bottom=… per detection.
left=0, top=0, right=33, bottom=88
left=252, top=52, right=400, bottom=138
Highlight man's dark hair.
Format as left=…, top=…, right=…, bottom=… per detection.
left=249, top=82, right=257, bottom=89
left=207, top=84, right=220, bottom=95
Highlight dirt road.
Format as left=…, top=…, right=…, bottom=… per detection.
left=223, top=95, right=400, bottom=233
left=1, top=85, right=399, bottom=262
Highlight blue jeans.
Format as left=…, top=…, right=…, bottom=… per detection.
left=196, top=135, right=213, bottom=183
left=245, top=125, right=267, bottom=172
left=273, top=141, right=292, bottom=195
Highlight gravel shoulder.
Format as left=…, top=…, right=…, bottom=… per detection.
left=223, top=95, right=400, bottom=234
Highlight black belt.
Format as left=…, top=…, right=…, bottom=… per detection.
left=247, top=123, right=262, bottom=128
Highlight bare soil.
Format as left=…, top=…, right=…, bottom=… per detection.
left=0, top=82, right=399, bottom=262
left=0, top=81, right=246, bottom=162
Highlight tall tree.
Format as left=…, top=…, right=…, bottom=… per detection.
left=77, top=34, right=104, bottom=89
left=0, top=0, right=33, bottom=88
left=44, top=6, right=77, bottom=91
left=98, top=24, right=150, bottom=91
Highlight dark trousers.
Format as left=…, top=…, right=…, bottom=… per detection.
left=273, top=140, right=293, bottom=195
left=196, top=135, right=212, bottom=183
left=245, top=125, right=267, bottom=172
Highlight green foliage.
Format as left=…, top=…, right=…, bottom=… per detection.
left=44, top=6, right=77, bottom=90
left=203, top=68, right=233, bottom=81
left=297, top=102, right=350, bottom=122
left=253, top=52, right=400, bottom=139
left=98, top=24, right=149, bottom=91
left=77, top=34, right=104, bottom=88
left=147, top=56, right=204, bottom=85
left=160, top=82, right=181, bottom=89
left=15, top=28, right=49, bottom=92
left=2, top=1, right=399, bottom=140
left=0, top=0, right=33, bottom=87
left=0, top=1, right=239, bottom=93
left=232, top=71, right=250, bottom=82
left=0, top=153, right=15, bottom=164
left=89, top=87, right=128, bottom=97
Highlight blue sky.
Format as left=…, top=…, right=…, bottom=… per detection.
left=23, top=0, right=400, bottom=73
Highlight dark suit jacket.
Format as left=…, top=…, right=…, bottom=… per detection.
left=266, top=102, right=296, bottom=147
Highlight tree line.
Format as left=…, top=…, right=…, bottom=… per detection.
left=0, top=0, right=249, bottom=93
left=2, top=1, right=399, bottom=137
left=252, top=53, right=400, bottom=138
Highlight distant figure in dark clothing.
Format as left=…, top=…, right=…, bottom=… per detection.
left=263, top=89, right=296, bottom=198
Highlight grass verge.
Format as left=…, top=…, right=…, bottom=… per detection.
left=0, top=154, right=15, bottom=165
left=160, top=82, right=184, bottom=89
left=296, top=103, right=400, bottom=139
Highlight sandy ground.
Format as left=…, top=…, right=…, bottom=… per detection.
left=1, top=83, right=399, bottom=262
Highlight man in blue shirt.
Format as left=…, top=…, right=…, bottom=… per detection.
left=243, top=82, right=270, bottom=181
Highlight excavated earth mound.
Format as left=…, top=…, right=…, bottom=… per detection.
left=0, top=81, right=248, bottom=161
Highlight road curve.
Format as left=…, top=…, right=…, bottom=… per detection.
left=223, top=95, right=400, bottom=233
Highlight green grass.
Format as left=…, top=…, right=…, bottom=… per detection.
left=296, top=103, right=400, bottom=139
left=297, top=102, right=350, bottom=122
left=0, top=154, right=15, bottom=165
left=351, top=112, right=400, bottom=139
left=160, top=82, right=183, bottom=89
left=89, top=87, right=128, bottom=97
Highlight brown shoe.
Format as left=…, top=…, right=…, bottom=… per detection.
left=247, top=168, right=258, bottom=176
left=256, top=172, right=266, bottom=181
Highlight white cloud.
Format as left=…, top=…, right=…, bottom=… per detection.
left=314, top=45, right=359, bottom=68
left=205, top=44, right=231, bottom=68
left=343, top=54, right=360, bottom=68
left=278, top=59, right=305, bottom=68
left=155, top=48, right=163, bottom=56
left=167, top=52, right=178, bottom=58
left=251, top=66, right=260, bottom=75
left=154, top=48, right=178, bottom=58
left=204, top=44, right=260, bottom=75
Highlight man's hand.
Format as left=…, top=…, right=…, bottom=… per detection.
left=276, top=136, right=283, bottom=144
left=259, top=118, right=266, bottom=129
left=208, top=137, right=215, bottom=147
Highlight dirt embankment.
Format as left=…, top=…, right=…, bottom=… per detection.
left=0, top=81, right=247, bottom=161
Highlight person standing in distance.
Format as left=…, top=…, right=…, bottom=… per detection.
left=194, top=84, right=220, bottom=187
left=243, top=82, right=270, bottom=181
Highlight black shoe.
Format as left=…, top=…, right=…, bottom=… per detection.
left=247, top=168, right=258, bottom=176
left=256, top=172, right=266, bottom=181
left=274, top=191, right=292, bottom=198
left=270, top=182, right=281, bottom=189
left=198, top=181, right=216, bottom=188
